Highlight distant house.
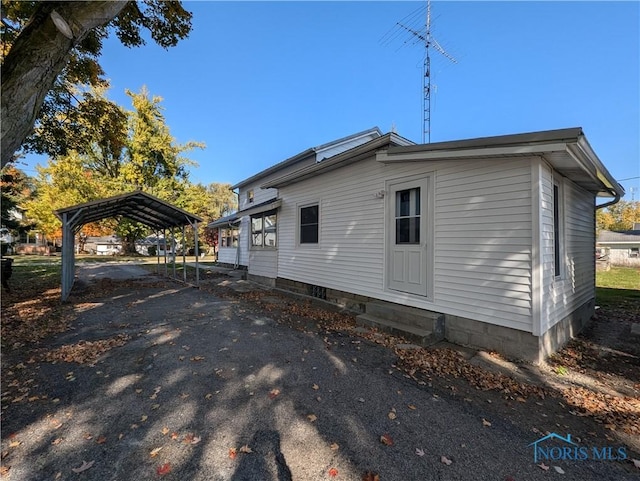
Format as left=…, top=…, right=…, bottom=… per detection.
left=84, top=236, right=122, bottom=255
left=209, top=127, right=623, bottom=363
left=597, top=225, right=640, bottom=266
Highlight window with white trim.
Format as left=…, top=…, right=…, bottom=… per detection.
left=299, top=204, right=319, bottom=244
left=251, top=210, right=277, bottom=248
left=553, top=180, right=564, bottom=278
left=220, top=228, right=238, bottom=248
left=247, top=190, right=254, bottom=204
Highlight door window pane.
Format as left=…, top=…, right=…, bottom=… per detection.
left=251, top=216, right=263, bottom=246
left=395, top=187, right=420, bottom=244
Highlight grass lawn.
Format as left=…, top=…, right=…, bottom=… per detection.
left=595, top=266, right=640, bottom=309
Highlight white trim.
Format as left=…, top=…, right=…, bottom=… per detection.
left=552, top=175, right=566, bottom=281
left=531, top=161, right=543, bottom=336
left=297, top=201, right=321, bottom=247
left=376, top=142, right=571, bottom=163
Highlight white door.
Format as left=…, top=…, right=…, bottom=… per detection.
left=387, top=177, right=429, bottom=296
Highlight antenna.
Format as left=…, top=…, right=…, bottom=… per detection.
left=383, top=0, right=457, bottom=143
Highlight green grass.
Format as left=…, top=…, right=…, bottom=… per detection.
left=596, top=266, right=640, bottom=290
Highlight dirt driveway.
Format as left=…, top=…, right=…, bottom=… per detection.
left=1, top=265, right=638, bottom=480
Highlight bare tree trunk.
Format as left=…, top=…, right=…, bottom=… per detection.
left=1, top=1, right=128, bottom=168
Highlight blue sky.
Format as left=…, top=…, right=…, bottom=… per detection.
left=23, top=1, right=640, bottom=200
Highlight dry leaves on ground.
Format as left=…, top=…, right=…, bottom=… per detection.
left=40, top=334, right=130, bottom=365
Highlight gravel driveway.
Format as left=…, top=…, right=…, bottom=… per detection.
left=1, top=264, right=636, bottom=480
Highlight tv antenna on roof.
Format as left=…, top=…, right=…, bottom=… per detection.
left=382, top=0, right=457, bottom=143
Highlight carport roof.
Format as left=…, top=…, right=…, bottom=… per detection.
left=54, top=191, right=202, bottom=230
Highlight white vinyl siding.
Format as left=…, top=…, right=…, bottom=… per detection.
left=277, top=155, right=534, bottom=332
left=217, top=247, right=238, bottom=265
left=540, top=163, right=595, bottom=333
left=248, top=249, right=278, bottom=278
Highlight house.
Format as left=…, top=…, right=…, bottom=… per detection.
left=211, top=127, right=623, bottom=363
left=208, top=127, right=385, bottom=271
left=597, top=225, right=640, bottom=266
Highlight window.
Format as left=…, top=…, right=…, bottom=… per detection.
left=395, top=187, right=420, bottom=244
left=220, top=228, right=238, bottom=248
left=251, top=210, right=277, bottom=248
left=247, top=190, right=254, bottom=204
left=300, top=204, right=319, bottom=244
left=631, top=248, right=639, bottom=258
left=553, top=181, right=563, bottom=278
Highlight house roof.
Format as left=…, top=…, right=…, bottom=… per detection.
left=262, top=132, right=415, bottom=189
left=54, top=191, right=203, bottom=230
left=597, top=229, right=640, bottom=244
left=231, top=127, right=382, bottom=190
left=376, top=127, right=623, bottom=199
left=207, top=212, right=240, bottom=229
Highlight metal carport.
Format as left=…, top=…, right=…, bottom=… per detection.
left=55, top=191, right=203, bottom=301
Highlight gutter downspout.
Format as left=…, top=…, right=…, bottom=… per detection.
left=232, top=188, right=240, bottom=269
left=595, top=190, right=621, bottom=211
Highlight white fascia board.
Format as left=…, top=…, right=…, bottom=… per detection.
left=376, top=142, right=570, bottom=163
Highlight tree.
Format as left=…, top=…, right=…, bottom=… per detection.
left=1, top=165, right=33, bottom=231
left=1, top=1, right=193, bottom=168
left=23, top=86, right=204, bottom=254
left=596, top=201, right=640, bottom=232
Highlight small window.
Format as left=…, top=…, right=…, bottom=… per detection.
left=220, top=228, right=238, bottom=248
left=395, top=187, right=420, bottom=244
left=300, top=204, right=319, bottom=244
left=630, top=248, right=639, bottom=258
left=247, top=190, right=254, bottom=203
left=251, top=210, right=277, bottom=248
left=553, top=181, right=564, bottom=278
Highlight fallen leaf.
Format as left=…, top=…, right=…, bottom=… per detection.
left=8, top=441, right=20, bottom=448
left=161, top=427, right=170, bottom=435
left=150, top=447, right=163, bottom=458
left=268, top=389, right=280, bottom=399
left=380, top=434, right=393, bottom=446
left=156, top=463, right=171, bottom=475
left=307, top=414, right=317, bottom=422
left=482, top=418, right=491, bottom=427
left=388, top=411, right=397, bottom=420
left=229, top=448, right=237, bottom=459
left=130, top=424, right=139, bottom=430
left=330, top=443, right=339, bottom=451
left=71, top=460, right=95, bottom=473
left=135, top=389, right=142, bottom=394
left=538, top=462, right=550, bottom=471
left=51, top=438, right=63, bottom=446
left=633, top=459, right=640, bottom=469
left=190, top=356, right=205, bottom=361
left=151, top=404, right=160, bottom=410
left=171, top=432, right=179, bottom=440
left=328, top=467, right=338, bottom=477
left=140, top=415, right=148, bottom=422
left=415, top=447, right=425, bottom=457
left=191, top=436, right=201, bottom=445
left=312, top=384, right=320, bottom=390
left=362, top=472, right=380, bottom=481
left=83, top=433, right=93, bottom=440
left=239, top=444, right=252, bottom=453
left=408, top=404, right=417, bottom=410
left=554, top=466, right=565, bottom=474
left=96, top=436, right=107, bottom=445
left=0, top=466, right=10, bottom=477
left=205, top=393, right=213, bottom=400
left=440, top=456, right=453, bottom=465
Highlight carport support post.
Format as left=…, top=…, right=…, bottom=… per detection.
left=163, top=228, right=168, bottom=276
left=171, top=226, right=176, bottom=280
left=61, top=212, right=75, bottom=301
left=182, top=225, right=187, bottom=283
left=155, top=232, right=160, bottom=274
left=194, top=220, right=199, bottom=286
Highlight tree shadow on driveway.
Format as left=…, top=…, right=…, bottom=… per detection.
left=1, top=265, right=638, bottom=480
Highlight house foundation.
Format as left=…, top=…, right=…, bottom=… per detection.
left=273, top=277, right=594, bottom=364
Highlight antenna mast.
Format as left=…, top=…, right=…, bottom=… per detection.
left=391, top=0, right=457, bottom=143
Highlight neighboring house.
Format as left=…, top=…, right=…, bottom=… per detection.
left=208, top=127, right=385, bottom=271
left=211, top=127, right=623, bottom=363
left=84, top=236, right=122, bottom=255
left=597, top=225, right=640, bottom=266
